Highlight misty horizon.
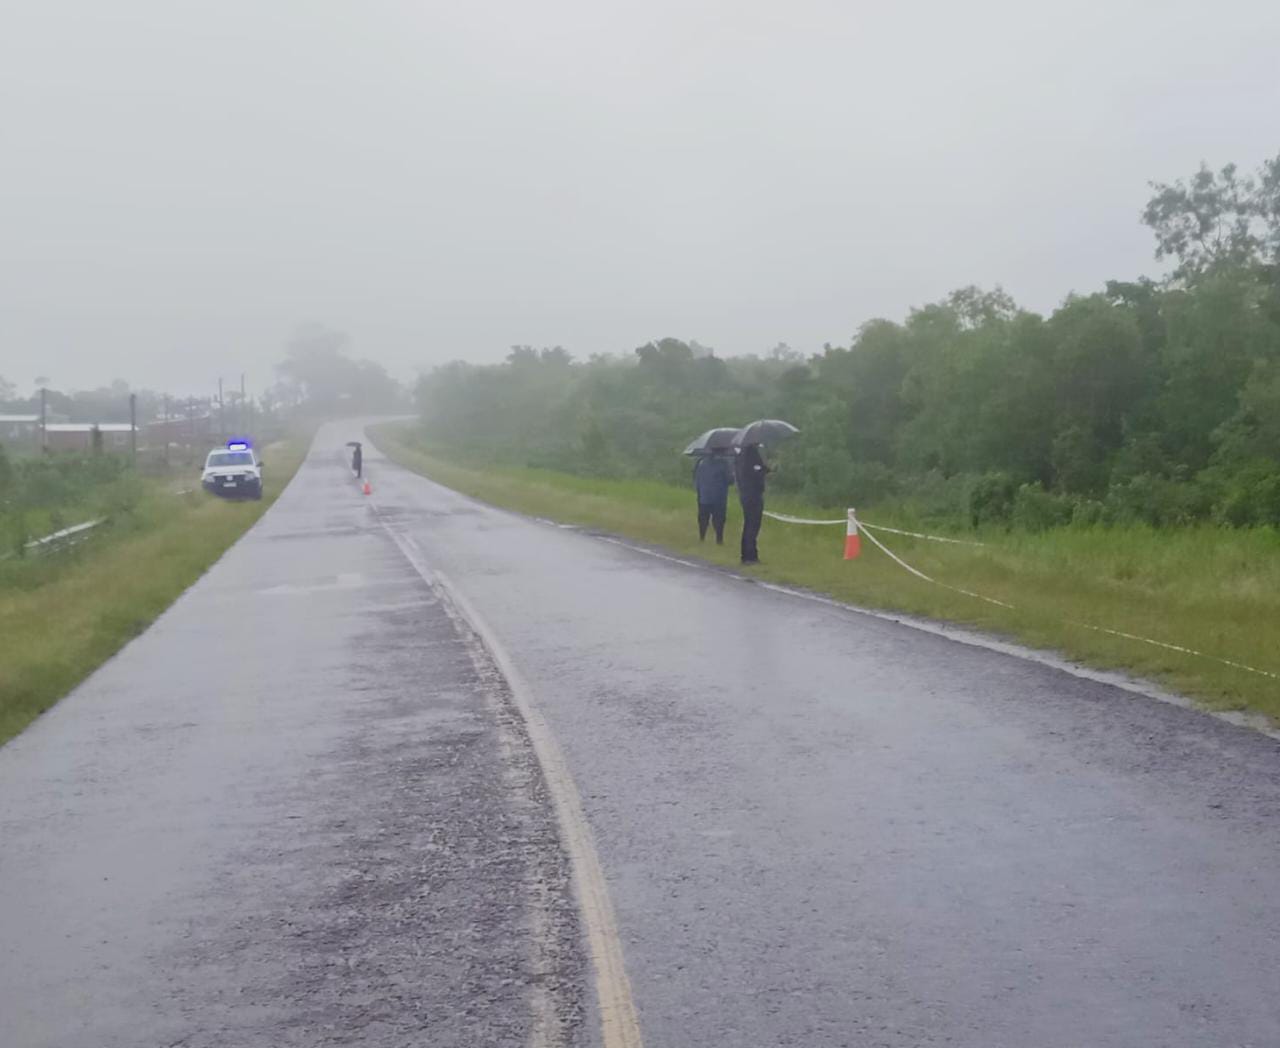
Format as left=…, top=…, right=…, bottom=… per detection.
left=3, top=0, right=1278, bottom=397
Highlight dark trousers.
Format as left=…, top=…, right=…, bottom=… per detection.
left=739, top=495, right=763, bottom=562
left=698, top=500, right=727, bottom=543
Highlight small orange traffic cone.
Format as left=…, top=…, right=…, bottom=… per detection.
left=843, top=508, right=861, bottom=560
left=362, top=480, right=372, bottom=496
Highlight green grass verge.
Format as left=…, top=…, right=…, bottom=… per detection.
left=0, top=437, right=309, bottom=745
left=371, top=422, right=1280, bottom=725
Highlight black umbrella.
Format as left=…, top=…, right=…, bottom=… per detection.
left=683, top=427, right=740, bottom=456
left=345, top=441, right=362, bottom=448
left=732, top=419, right=800, bottom=447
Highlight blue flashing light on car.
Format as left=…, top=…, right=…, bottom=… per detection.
left=226, top=439, right=251, bottom=451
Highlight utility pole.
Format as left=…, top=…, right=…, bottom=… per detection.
left=162, top=394, right=170, bottom=466
left=218, top=377, right=225, bottom=443
left=129, top=392, right=137, bottom=463
left=40, top=386, right=48, bottom=453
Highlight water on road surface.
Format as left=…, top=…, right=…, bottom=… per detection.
left=3, top=422, right=1279, bottom=1047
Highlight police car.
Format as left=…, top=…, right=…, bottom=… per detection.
left=201, top=439, right=264, bottom=500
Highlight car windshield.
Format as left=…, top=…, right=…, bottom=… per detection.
left=207, top=451, right=253, bottom=467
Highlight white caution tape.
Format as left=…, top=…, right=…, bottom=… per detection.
left=763, top=510, right=985, bottom=547
left=1067, top=622, right=1280, bottom=681
left=767, top=503, right=1280, bottom=680
left=763, top=511, right=844, bottom=525
left=859, top=521, right=1278, bottom=681
left=861, top=522, right=985, bottom=547
left=859, top=524, right=1014, bottom=609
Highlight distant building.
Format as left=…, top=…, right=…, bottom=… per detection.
left=145, top=413, right=214, bottom=449
left=45, top=423, right=136, bottom=452
left=0, top=414, right=40, bottom=445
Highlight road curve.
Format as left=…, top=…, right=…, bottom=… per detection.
left=4, top=422, right=1280, bottom=1048
left=357, top=426, right=1280, bottom=1048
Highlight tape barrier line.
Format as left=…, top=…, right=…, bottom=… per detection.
left=858, top=524, right=1015, bottom=610
left=762, top=510, right=985, bottom=546
left=861, top=522, right=986, bottom=547
left=1068, top=621, right=1280, bottom=681
left=866, top=520, right=1278, bottom=681
left=768, top=505, right=1279, bottom=682
left=762, top=511, right=844, bottom=525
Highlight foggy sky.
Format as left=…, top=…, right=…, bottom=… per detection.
left=2, top=0, right=1278, bottom=397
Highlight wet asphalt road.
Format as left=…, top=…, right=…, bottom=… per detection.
left=0, top=428, right=586, bottom=1048
left=4, top=422, right=1280, bottom=1047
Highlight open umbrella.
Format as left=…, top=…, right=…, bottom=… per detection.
left=732, top=419, right=799, bottom=447
left=683, top=427, right=740, bottom=456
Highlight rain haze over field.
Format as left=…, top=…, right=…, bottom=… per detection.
left=2, top=0, right=1278, bottom=392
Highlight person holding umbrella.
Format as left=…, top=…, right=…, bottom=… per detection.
left=346, top=441, right=363, bottom=479
left=684, top=428, right=739, bottom=545
left=693, top=453, right=734, bottom=544
left=734, top=443, right=768, bottom=563
left=732, top=419, right=798, bottom=565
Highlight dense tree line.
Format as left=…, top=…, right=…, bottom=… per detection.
left=417, top=155, right=1280, bottom=529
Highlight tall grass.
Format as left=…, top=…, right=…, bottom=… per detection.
left=0, top=438, right=308, bottom=745
left=372, top=424, right=1280, bottom=725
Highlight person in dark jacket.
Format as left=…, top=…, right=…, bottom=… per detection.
left=351, top=442, right=363, bottom=478
left=734, top=443, right=769, bottom=564
left=692, top=453, right=733, bottom=544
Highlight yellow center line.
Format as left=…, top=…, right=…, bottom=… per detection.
left=374, top=511, right=644, bottom=1048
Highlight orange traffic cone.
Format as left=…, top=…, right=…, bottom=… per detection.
left=362, top=480, right=372, bottom=496
left=843, top=508, right=861, bottom=560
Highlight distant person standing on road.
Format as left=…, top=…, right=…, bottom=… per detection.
left=692, top=453, right=733, bottom=544
left=351, top=442, right=363, bottom=478
left=734, top=443, right=769, bottom=564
